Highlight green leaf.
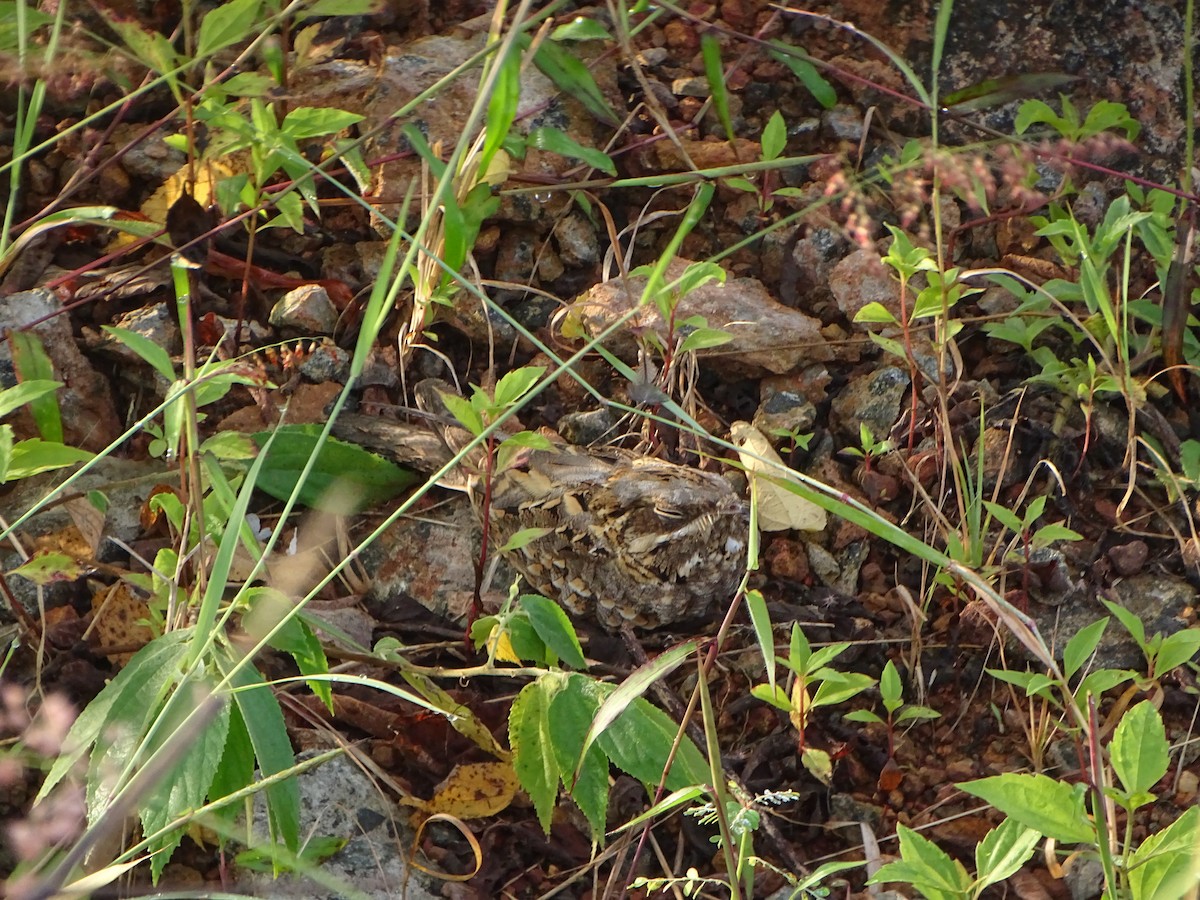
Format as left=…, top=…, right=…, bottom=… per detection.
left=141, top=680, right=231, bottom=882
left=987, top=668, right=1056, bottom=698
left=221, top=650, right=300, bottom=851
left=1100, top=597, right=1147, bottom=647
left=440, top=392, right=484, bottom=435
left=297, top=0, right=379, bottom=19
left=550, top=17, right=611, bottom=41
left=200, top=430, right=259, bottom=459
left=1110, top=700, right=1168, bottom=797
left=597, top=694, right=709, bottom=790
left=10, top=333, right=62, bottom=442
left=958, top=774, right=1094, bottom=844
left=37, top=633, right=189, bottom=805
left=1152, top=629, right=1200, bottom=675
left=1128, top=805, right=1200, bottom=900
left=745, top=589, right=775, bottom=691
left=528, top=37, right=618, bottom=126
left=263, top=610, right=332, bottom=710
left=498, top=526, right=553, bottom=554
left=879, top=659, right=903, bottom=711
left=251, top=424, right=416, bottom=511
left=770, top=43, right=837, bottom=109
left=677, top=326, right=733, bottom=354
left=509, top=677, right=563, bottom=833
left=1062, top=617, right=1108, bottom=680
left=0, top=424, right=13, bottom=482
left=481, top=48, right=521, bottom=179
left=102, top=325, right=177, bottom=381
left=578, top=641, right=696, bottom=769
left=493, top=366, right=546, bottom=409
left=526, top=127, right=616, bottom=176
left=867, top=824, right=971, bottom=899
left=974, top=818, right=1040, bottom=890
left=854, top=301, right=899, bottom=325
left=5, top=440, right=93, bottom=481
left=701, top=34, right=734, bottom=143
left=280, top=106, right=364, bottom=140
left=761, top=110, right=787, bottom=161
left=9, top=551, right=87, bottom=584
left=943, top=73, right=1080, bottom=112
left=750, top=683, right=791, bottom=711
left=208, top=703, right=255, bottom=826
left=844, top=710, right=885, bottom=725
left=810, top=670, right=876, bottom=707
left=520, top=595, right=586, bottom=669
left=547, top=675, right=609, bottom=838
left=0, top=379, right=61, bottom=420
left=197, top=0, right=263, bottom=58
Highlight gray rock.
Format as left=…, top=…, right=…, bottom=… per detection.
left=270, top=285, right=340, bottom=335
left=241, top=753, right=437, bottom=899
left=828, top=248, right=902, bottom=326
left=822, top=106, right=865, bottom=142
left=829, top=366, right=910, bottom=443
left=554, top=213, right=600, bottom=267
left=568, top=258, right=833, bottom=376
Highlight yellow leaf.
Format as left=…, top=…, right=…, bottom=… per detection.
left=427, top=762, right=518, bottom=820
left=731, top=421, right=827, bottom=532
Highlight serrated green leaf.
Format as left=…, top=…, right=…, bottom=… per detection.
left=974, top=818, right=1040, bottom=890
left=548, top=675, right=608, bottom=838
left=142, top=680, right=230, bottom=882
left=251, top=424, right=415, bottom=511
left=958, top=774, right=1094, bottom=844
left=36, top=632, right=189, bottom=806
left=597, top=694, right=709, bottom=790
left=867, top=824, right=971, bottom=899
left=578, top=641, right=696, bottom=770
left=220, top=650, right=299, bottom=851
left=520, top=594, right=586, bottom=669
left=1111, top=700, right=1168, bottom=796
left=509, top=677, right=563, bottom=832
left=526, top=127, right=616, bottom=176
left=208, top=702, right=255, bottom=825
left=1128, top=805, right=1200, bottom=900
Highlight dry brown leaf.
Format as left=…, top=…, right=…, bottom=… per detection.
left=89, top=581, right=154, bottom=665
left=731, top=421, right=827, bottom=532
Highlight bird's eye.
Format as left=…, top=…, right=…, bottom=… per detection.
left=654, top=504, right=685, bottom=520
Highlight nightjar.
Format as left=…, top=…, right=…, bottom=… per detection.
left=418, top=381, right=748, bottom=630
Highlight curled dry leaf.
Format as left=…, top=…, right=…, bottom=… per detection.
left=730, top=421, right=826, bottom=533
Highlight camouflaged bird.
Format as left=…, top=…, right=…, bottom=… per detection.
left=417, top=380, right=748, bottom=631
